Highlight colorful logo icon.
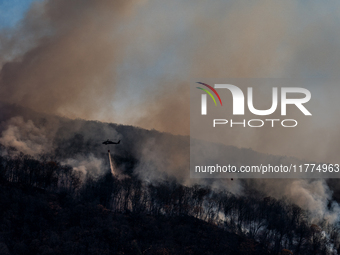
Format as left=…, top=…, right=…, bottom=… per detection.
left=196, top=82, right=223, bottom=106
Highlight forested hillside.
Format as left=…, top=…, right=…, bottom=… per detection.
left=0, top=153, right=339, bottom=255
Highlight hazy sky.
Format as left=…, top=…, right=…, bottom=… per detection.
left=0, top=0, right=38, bottom=28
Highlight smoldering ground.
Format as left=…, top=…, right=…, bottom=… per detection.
left=1, top=0, right=340, bottom=224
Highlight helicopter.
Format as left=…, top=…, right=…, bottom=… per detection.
left=102, top=139, right=120, bottom=145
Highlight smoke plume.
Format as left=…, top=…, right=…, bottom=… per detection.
left=1, top=0, right=340, bottom=162
left=1, top=0, right=340, bottom=226
left=0, top=116, right=51, bottom=156
left=0, top=0, right=146, bottom=120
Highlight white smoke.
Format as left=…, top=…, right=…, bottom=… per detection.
left=63, top=154, right=104, bottom=176
left=0, top=116, right=51, bottom=156
left=246, top=178, right=340, bottom=224
left=287, top=179, right=340, bottom=224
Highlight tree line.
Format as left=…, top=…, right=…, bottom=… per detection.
left=0, top=153, right=339, bottom=254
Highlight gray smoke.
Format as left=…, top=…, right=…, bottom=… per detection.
left=1, top=0, right=340, bottom=225
left=0, top=116, right=51, bottom=156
